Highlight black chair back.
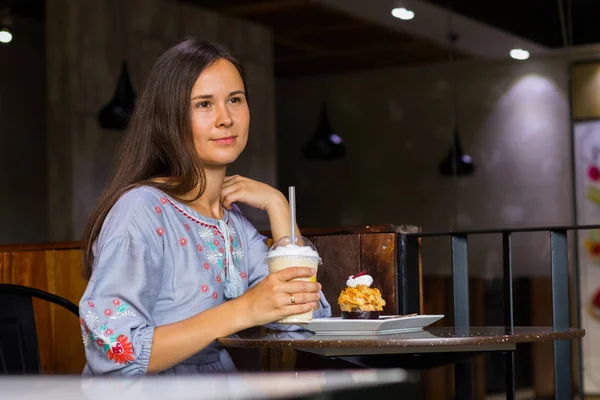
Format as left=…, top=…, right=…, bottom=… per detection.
left=0, top=284, right=78, bottom=374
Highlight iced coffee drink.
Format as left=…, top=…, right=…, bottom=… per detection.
left=267, top=236, right=321, bottom=324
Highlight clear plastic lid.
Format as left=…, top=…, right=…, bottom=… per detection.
left=266, top=235, right=321, bottom=263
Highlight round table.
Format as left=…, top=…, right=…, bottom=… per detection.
left=219, top=326, right=585, bottom=400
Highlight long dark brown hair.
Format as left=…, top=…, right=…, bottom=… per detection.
left=81, top=38, right=248, bottom=280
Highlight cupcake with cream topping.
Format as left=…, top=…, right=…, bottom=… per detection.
left=337, top=271, right=386, bottom=319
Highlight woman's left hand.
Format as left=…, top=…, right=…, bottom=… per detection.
left=221, top=175, right=286, bottom=212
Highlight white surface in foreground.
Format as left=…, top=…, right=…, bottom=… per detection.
left=0, top=369, right=410, bottom=400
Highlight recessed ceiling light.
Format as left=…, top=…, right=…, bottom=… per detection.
left=391, top=7, right=414, bottom=20
left=0, top=28, right=11, bottom=43
left=510, top=49, right=529, bottom=60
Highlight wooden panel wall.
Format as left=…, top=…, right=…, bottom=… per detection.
left=0, top=246, right=87, bottom=374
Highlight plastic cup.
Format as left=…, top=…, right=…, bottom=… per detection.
left=266, top=235, right=321, bottom=324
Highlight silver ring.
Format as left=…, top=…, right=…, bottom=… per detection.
left=290, top=294, right=295, bottom=305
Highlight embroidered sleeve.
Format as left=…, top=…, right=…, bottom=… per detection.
left=79, top=237, right=163, bottom=376
left=237, top=209, right=332, bottom=325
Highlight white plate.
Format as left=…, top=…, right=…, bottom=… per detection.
left=303, top=314, right=444, bottom=335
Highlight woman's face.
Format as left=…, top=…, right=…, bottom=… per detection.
left=190, top=58, right=249, bottom=167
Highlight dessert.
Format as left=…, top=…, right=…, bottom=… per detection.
left=337, top=271, right=386, bottom=319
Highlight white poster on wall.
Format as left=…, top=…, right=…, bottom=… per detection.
left=574, top=119, right=600, bottom=394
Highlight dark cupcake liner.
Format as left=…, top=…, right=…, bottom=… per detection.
left=341, top=311, right=381, bottom=320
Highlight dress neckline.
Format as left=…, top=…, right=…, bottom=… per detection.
left=153, top=188, right=230, bottom=227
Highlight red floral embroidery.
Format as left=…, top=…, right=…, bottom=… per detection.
left=197, top=244, right=203, bottom=252
left=180, top=238, right=188, bottom=246
left=213, top=239, right=220, bottom=246
left=212, top=291, right=219, bottom=300
left=216, top=275, right=221, bottom=283
left=160, top=197, right=167, bottom=204
left=87, top=301, right=95, bottom=308
left=219, top=248, right=224, bottom=254
left=241, top=271, right=247, bottom=279
left=163, top=195, right=230, bottom=239
left=203, top=262, right=210, bottom=270
left=112, top=299, right=120, bottom=306
left=155, top=206, right=162, bottom=214
left=105, top=328, right=114, bottom=335
left=104, top=308, right=113, bottom=317
left=184, top=223, right=190, bottom=230
left=106, top=335, right=134, bottom=364
left=157, top=227, right=165, bottom=236
left=95, top=338, right=104, bottom=347
left=79, top=318, right=85, bottom=326
left=201, top=284, right=209, bottom=293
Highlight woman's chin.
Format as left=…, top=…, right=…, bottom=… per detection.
left=201, top=155, right=241, bottom=167
left=198, top=146, right=245, bottom=167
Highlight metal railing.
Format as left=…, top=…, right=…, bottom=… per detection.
left=397, top=224, right=600, bottom=400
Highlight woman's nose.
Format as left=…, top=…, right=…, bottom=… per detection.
left=216, top=106, right=233, bottom=127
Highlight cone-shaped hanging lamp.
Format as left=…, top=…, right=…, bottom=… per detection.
left=303, top=104, right=345, bottom=160
left=438, top=128, right=474, bottom=176
left=437, top=25, right=475, bottom=177
left=98, top=61, right=136, bottom=130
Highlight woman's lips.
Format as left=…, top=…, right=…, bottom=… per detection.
left=213, top=136, right=237, bottom=145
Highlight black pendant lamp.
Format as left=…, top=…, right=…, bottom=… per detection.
left=98, top=61, right=136, bottom=130
left=438, top=128, right=474, bottom=176
left=303, top=105, right=345, bottom=160
left=437, top=26, right=475, bottom=177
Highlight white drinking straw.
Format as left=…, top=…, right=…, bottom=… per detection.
left=289, top=186, right=296, bottom=245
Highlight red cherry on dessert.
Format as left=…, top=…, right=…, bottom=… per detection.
left=588, top=165, right=600, bottom=181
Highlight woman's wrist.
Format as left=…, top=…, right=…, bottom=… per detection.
left=223, top=296, right=254, bottom=332
left=265, top=191, right=288, bottom=215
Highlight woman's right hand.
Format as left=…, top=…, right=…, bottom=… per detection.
left=236, top=267, right=321, bottom=327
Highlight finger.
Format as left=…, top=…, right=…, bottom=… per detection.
left=223, top=175, right=242, bottom=184
left=281, top=303, right=315, bottom=316
left=222, top=179, right=239, bottom=189
left=275, top=267, right=316, bottom=281
left=276, top=281, right=322, bottom=294
left=220, top=184, right=237, bottom=201
left=275, top=292, right=320, bottom=309
left=220, top=186, right=241, bottom=210
left=284, top=292, right=321, bottom=306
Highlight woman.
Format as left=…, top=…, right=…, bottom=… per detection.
left=79, top=38, right=330, bottom=376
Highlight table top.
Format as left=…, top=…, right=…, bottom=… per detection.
left=0, top=369, right=411, bottom=400
left=218, top=326, right=585, bottom=351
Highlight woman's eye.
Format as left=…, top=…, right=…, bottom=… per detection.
left=229, top=97, right=241, bottom=104
left=197, top=101, right=211, bottom=108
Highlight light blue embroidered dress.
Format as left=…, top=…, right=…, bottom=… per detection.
left=79, top=186, right=331, bottom=376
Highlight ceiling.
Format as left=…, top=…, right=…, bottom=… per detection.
left=185, top=0, right=464, bottom=78
left=424, top=0, right=599, bottom=49
left=4, top=0, right=599, bottom=77
left=0, top=0, right=42, bottom=20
